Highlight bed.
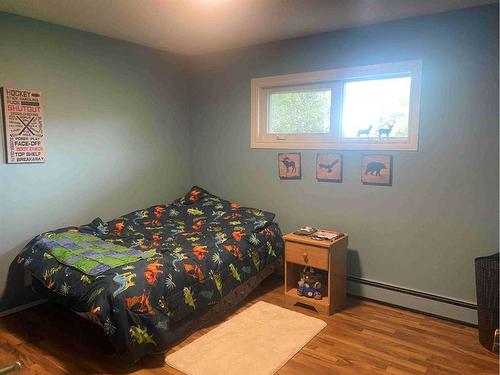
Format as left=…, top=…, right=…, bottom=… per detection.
left=17, top=187, right=284, bottom=362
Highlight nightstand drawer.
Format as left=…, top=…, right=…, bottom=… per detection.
left=285, top=241, right=329, bottom=270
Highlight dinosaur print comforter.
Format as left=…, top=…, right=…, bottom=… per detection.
left=18, top=187, right=284, bottom=361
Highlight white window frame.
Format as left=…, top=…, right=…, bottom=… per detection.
left=250, top=60, right=422, bottom=150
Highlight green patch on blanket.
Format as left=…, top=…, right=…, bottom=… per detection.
left=40, top=231, right=149, bottom=276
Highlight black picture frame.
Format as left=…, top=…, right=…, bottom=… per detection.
left=361, top=154, right=393, bottom=186
left=278, top=152, right=301, bottom=180
left=316, top=153, right=343, bottom=183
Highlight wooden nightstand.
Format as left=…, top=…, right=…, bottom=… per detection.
left=283, top=232, right=348, bottom=315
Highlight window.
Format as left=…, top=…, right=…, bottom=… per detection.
left=251, top=60, right=421, bottom=150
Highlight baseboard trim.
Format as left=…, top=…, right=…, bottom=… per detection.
left=0, top=278, right=479, bottom=325
left=0, top=299, right=47, bottom=318
left=347, top=276, right=478, bottom=326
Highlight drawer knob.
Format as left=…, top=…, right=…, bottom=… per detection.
left=303, top=252, right=308, bottom=262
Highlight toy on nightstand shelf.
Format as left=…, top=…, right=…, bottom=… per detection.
left=297, top=267, right=322, bottom=300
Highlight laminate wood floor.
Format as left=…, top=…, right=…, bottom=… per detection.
left=0, top=275, right=497, bottom=374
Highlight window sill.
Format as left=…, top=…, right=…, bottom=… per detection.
left=251, top=139, right=418, bottom=151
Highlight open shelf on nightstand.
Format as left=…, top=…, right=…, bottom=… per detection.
left=285, top=288, right=330, bottom=307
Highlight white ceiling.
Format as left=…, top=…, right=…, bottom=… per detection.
left=0, top=0, right=496, bottom=56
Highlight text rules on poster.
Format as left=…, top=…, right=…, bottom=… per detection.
left=1, top=87, right=46, bottom=163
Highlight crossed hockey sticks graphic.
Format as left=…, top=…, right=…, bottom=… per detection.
left=16, top=116, right=42, bottom=137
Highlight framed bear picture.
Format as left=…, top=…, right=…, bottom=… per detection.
left=316, top=153, right=342, bottom=183
left=361, top=154, right=392, bottom=186
left=278, top=152, right=301, bottom=180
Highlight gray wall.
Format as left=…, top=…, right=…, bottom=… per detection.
left=188, top=5, right=499, bottom=303
left=0, top=13, right=192, bottom=310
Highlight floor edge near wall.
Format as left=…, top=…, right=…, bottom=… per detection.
left=0, top=277, right=479, bottom=326
left=0, top=299, right=48, bottom=318
left=347, top=277, right=478, bottom=326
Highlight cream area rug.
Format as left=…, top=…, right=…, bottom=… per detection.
left=165, top=301, right=327, bottom=375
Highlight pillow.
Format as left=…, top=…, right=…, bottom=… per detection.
left=175, top=186, right=211, bottom=205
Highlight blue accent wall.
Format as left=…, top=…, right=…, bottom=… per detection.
left=188, top=5, right=499, bottom=303
left=0, top=5, right=498, bottom=311
left=0, top=12, right=192, bottom=310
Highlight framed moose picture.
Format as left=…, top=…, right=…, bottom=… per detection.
left=361, top=154, right=393, bottom=186
left=278, top=152, right=301, bottom=180
left=316, top=153, right=342, bottom=183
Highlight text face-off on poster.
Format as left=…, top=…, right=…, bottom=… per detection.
left=1, top=87, right=46, bottom=163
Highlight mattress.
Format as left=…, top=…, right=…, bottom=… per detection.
left=18, top=186, right=284, bottom=361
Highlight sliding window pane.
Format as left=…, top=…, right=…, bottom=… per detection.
left=342, top=77, right=411, bottom=139
left=268, top=89, right=331, bottom=134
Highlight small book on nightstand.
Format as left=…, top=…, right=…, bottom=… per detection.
left=293, top=226, right=317, bottom=236
left=310, top=229, right=344, bottom=241
left=293, top=226, right=344, bottom=242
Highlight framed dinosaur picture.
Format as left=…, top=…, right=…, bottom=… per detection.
left=361, top=154, right=393, bottom=186
left=316, top=153, right=342, bottom=183
left=278, top=152, right=301, bottom=180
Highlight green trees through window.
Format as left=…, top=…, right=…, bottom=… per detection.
left=268, top=89, right=331, bottom=134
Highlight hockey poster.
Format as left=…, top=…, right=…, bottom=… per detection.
left=1, top=87, right=46, bottom=163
